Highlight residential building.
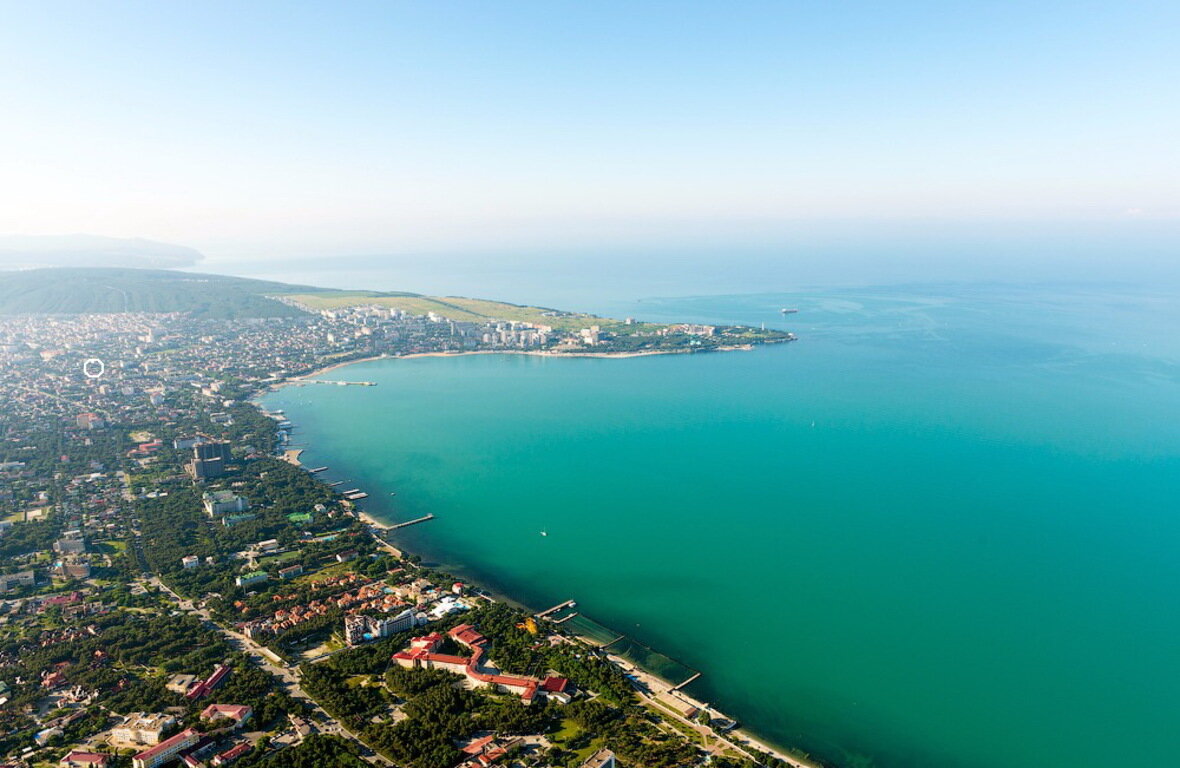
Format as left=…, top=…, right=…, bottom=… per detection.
left=194, top=441, right=232, bottom=463
left=202, top=491, right=247, bottom=517
left=200, top=704, right=252, bottom=728
left=344, top=608, right=420, bottom=646
left=581, top=749, right=617, bottom=768
left=278, top=564, right=303, bottom=579
left=0, top=570, right=35, bottom=593
left=235, top=570, right=268, bottom=588
left=53, top=537, right=86, bottom=555
left=113, top=713, right=177, bottom=745
left=211, top=742, right=251, bottom=766
left=132, top=728, right=199, bottom=768
left=188, top=457, right=226, bottom=480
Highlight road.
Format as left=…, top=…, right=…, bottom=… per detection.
left=147, top=576, right=394, bottom=766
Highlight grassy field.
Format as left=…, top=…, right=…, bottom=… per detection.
left=281, top=291, right=669, bottom=333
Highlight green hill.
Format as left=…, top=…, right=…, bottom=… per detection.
left=0, top=268, right=334, bottom=318
left=0, top=267, right=628, bottom=330
left=0, top=268, right=663, bottom=333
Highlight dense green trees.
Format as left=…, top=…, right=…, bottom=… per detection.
left=242, top=734, right=366, bottom=768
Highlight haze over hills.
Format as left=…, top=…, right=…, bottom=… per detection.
left=0, top=234, right=205, bottom=270
left=0, top=267, right=632, bottom=328
left=0, top=268, right=317, bottom=318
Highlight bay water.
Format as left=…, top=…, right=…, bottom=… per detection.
left=260, top=283, right=1180, bottom=768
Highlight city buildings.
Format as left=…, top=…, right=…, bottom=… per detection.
left=113, top=713, right=177, bottom=745
left=199, top=704, right=253, bottom=729
left=202, top=491, right=248, bottom=517
left=132, top=728, right=199, bottom=768
left=343, top=608, right=421, bottom=645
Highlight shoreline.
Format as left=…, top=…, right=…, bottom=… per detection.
left=255, top=343, right=818, bottom=768
left=268, top=344, right=765, bottom=392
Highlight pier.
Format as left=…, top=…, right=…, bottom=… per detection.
left=552, top=612, right=579, bottom=625
left=388, top=514, right=435, bottom=530
left=536, top=599, right=576, bottom=619
left=670, top=672, right=701, bottom=691
left=327, top=481, right=343, bottom=487
left=291, top=378, right=377, bottom=387
left=308, top=466, right=328, bottom=473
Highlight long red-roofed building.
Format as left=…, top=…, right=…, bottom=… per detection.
left=132, top=728, right=199, bottom=768
left=392, top=624, right=571, bottom=705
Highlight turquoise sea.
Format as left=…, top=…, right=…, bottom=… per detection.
left=261, top=283, right=1180, bottom=768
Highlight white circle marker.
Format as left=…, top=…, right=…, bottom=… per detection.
left=82, top=358, right=105, bottom=379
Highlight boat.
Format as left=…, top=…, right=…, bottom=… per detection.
left=540, top=531, right=548, bottom=537
left=780, top=307, right=798, bottom=314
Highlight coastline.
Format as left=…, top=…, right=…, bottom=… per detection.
left=255, top=341, right=820, bottom=768
left=258, top=416, right=820, bottom=768
left=268, top=344, right=764, bottom=392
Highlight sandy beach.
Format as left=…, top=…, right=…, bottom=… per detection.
left=268, top=344, right=759, bottom=393
left=596, top=646, right=817, bottom=768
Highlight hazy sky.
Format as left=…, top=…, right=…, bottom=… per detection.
left=2, top=1, right=1178, bottom=264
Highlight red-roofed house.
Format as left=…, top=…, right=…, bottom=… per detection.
left=211, top=742, right=252, bottom=766
left=448, top=624, right=487, bottom=648
left=60, top=752, right=109, bottom=767
left=393, top=626, right=565, bottom=705
left=186, top=664, right=232, bottom=701
left=200, top=704, right=253, bottom=728
left=541, top=676, right=573, bottom=704
left=133, top=728, right=200, bottom=768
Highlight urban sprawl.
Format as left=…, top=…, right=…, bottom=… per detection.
left=0, top=299, right=806, bottom=768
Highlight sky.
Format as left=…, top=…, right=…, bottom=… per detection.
left=1, top=1, right=1178, bottom=280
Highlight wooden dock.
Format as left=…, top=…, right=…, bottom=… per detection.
left=670, top=672, right=701, bottom=691
left=388, top=514, right=435, bottom=530
left=536, top=599, right=576, bottom=619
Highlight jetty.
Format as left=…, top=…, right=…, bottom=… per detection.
left=292, top=378, right=376, bottom=387
left=388, top=514, right=435, bottom=530
left=536, top=599, right=576, bottom=619
left=552, top=612, right=579, bottom=625
left=327, top=481, right=343, bottom=487
left=308, top=466, right=328, bottom=473
left=345, top=491, right=369, bottom=500
left=670, top=672, right=702, bottom=691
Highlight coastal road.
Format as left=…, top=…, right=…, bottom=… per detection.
left=607, top=651, right=816, bottom=768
